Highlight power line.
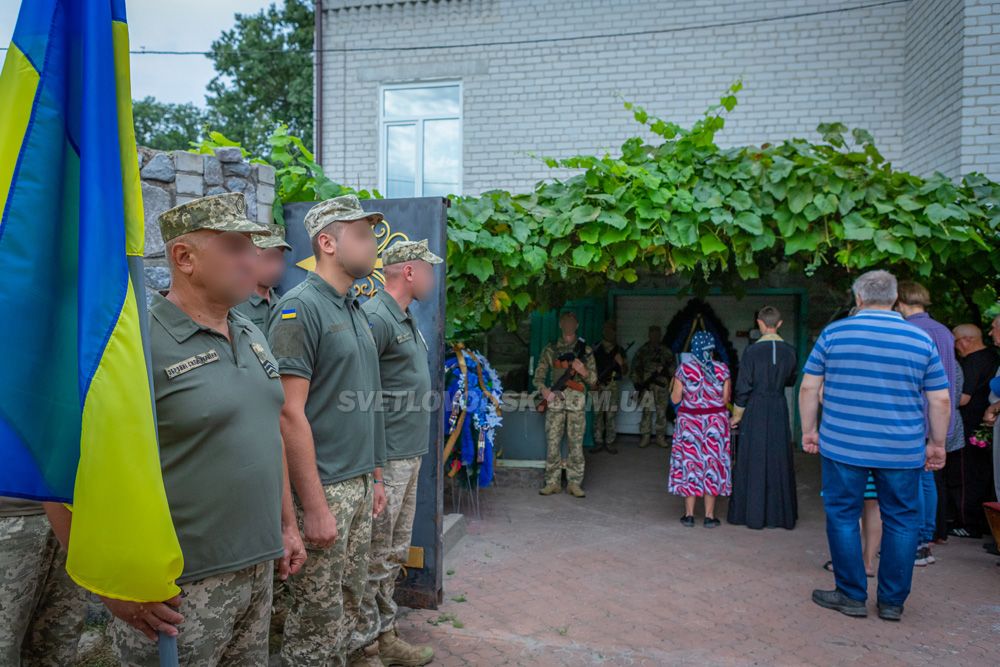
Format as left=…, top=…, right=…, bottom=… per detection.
left=0, top=0, right=909, bottom=56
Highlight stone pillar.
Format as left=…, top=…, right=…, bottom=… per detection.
left=137, top=146, right=278, bottom=301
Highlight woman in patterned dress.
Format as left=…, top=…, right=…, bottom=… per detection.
left=668, top=331, right=732, bottom=527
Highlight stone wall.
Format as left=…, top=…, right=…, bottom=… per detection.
left=138, top=147, right=276, bottom=298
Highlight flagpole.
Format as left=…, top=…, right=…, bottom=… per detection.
left=127, top=256, right=180, bottom=667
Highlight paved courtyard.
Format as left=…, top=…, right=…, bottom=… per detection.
left=397, top=437, right=1000, bottom=666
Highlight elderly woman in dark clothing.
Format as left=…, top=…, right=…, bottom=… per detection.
left=727, top=306, right=799, bottom=529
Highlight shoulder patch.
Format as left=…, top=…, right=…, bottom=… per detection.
left=281, top=308, right=297, bottom=320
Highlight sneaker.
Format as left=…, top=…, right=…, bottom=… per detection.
left=914, top=547, right=928, bottom=567
left=680, top=515, right=695, bottom=527
left=811, top=589, right=868, bottom=617
left=877, top=602, right=904, bottom=621
left=925, top=547, right=936, bottom=564
left=704, top=517, right=721, bottom=528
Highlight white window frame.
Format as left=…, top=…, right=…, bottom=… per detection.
left=378, top=80, right=463, bottom=198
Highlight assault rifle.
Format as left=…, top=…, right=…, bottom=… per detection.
left=535, top=340, right=590, bottom=413
left=596, top=340, right=635, bottom=386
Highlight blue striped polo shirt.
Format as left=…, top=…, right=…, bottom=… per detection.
left=803, top=309, right=949, bottom=469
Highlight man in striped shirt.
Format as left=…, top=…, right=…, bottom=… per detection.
left=799, top=270, right=951, bottom=622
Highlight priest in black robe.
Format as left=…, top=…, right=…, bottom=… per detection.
left=727, top=306, right=799, bottom=529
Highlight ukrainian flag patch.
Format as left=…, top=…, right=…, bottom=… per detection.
left=281, top=308, right=297, bottom=320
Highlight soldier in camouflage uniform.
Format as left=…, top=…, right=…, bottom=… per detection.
left=270, top=195, right=388, bottom=667
left=591, top=321, right=629, bottom=454
left=233, top=223, right=292, bottom=336
left=110, top=193, right=305, bottom=666
left=630, top=325, right=676, bottom=448
left=533, top=311, right=598, bottom=498
left=354, top=240, right=441, bottom=666
left=0, top=498, right=87, bottom=666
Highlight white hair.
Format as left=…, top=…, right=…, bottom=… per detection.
left=852, top=270, right=898, bottom=307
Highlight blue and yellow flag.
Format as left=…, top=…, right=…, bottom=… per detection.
left=0, top=0, right=182, bottom=601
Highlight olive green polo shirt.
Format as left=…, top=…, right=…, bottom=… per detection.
left=149, top=293, right=285, bottom=584
left=362, top=290, right=431, bottom=460
left=0, top=496, right=45, bottom=517
left=233, top=287, right=279, bottom=336
left=268, top=272, right=387, bottom=485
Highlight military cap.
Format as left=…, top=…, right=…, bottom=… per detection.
left=303, top=194, right=383, bottom=238
left=382, top=238, right=443, bottom=266
left=158, top=192, right=270, bottom=243
left=252, top=223, right=292, bottom=251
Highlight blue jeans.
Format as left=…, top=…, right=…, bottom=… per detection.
left=917, top=469, right=937, bottom=545
left=821, top=456, right=921, bottom=606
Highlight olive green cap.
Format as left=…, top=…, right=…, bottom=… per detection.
left=158, top=193, right=270, bottom=243
left=382, top=239, right=443, bottom=266
left=253, top=223, right=292, bottom=250
left=303, top=195, right=383, bottom=238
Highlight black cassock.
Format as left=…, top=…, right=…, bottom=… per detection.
left=727, top=337, right=799, bottom=529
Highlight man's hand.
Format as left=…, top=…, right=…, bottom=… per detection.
left=278, top=526, right=307, bottom=580
left=802, top=431, right=819, bottom=455
left=541, top=387, right=556, bottom=404
left=373, top=481, right=387, bottom=518
left=571, top=358, right=587, bottom=376
left=984, top=401, right=1000, bottom=426
left=614, top=353, right=624, bottom=366
left=302, top=506, right=338, bottom=549
left=924, top=441, right=946, bottom=471
left=100, top=595, right=183, bottom=642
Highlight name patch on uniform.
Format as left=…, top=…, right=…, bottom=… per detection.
left=281, top=308, right=297, bottom=320
left=164, top=349, right=219, bottom=379
left=395, top=331, right=413, bottom=344
left=251, top=342, right=281, bottom=379
left=329, top=323, right=350, bottom=334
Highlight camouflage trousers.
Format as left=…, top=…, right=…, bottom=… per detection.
left=111, top=560, right=273, bottom=667
left=352, top=456, right=421, bottom=650
left=592, top=382, right=620, bottom=444
left=281, top=475, right=373, bottom=667
left=638, top=384, right=671, bottom=436
left=544, top=390, right=587, bottom=486
left=0, top=514, right=87, bottom=667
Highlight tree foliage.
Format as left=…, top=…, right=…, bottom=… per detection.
left=132, top=96, right=208, bottom=150
left=445, top=81, right=1000, bottom=339
left=206, top=0, right=314, bottom=156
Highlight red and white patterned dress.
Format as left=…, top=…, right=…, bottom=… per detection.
left=668, top=360, right=732, bottom=497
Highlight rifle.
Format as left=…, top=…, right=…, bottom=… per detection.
left=536, top=340, right=590, bottom=413
left=634, top=362, right=673, bottom=393
left=596, top=340, right=635, bottom=386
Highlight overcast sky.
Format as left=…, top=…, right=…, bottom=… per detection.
left=0, top=0, right=274, bottom=106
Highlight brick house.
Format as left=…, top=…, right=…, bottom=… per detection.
left=315, top=0, right=1000, bottom=197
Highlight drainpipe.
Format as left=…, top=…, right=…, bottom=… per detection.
left=314, top=0, right=323, bottom=163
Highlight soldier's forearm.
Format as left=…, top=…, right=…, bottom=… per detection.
left=281, top=410, right=328, bottom=514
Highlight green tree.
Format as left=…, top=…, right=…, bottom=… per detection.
left=132, top=96, right=208, bottom=150
left=206, top=0, right=314, bottom=156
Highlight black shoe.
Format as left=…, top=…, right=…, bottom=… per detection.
left=680, top=515, right=695, bottom=527
left=590, top=443, right=605, bottom=453
left=606, top=442, right=619, bottom=455
left=811, top=589, right=868, bottom=617
left=704, top=517, right=721, bottom=528
left=877, top=602, right=904, bottom=621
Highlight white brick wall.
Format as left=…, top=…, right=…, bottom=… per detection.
left=961, top=0, right=1000, bottom=176
left=904, top=0, right=964, bottom=177
left=319, top=0, right=1000, bottom=193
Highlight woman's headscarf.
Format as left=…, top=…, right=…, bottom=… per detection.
left=690, top=331, right=720, bottom=386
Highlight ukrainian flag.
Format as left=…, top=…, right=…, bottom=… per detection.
left=0, top=1, right=182, bottom=601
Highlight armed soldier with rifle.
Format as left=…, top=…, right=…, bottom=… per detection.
left=591, top=321, right=633, bottom=454
left=631, top=325, right=676, bottom=449
left=533, top=311, right=597, bottom=497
